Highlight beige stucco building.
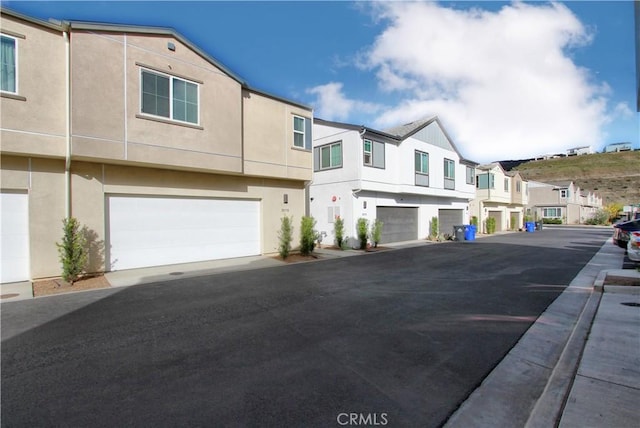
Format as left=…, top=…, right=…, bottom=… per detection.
left=1, top=9, right=312, bottom=282
left=469, top=163, right=529, bottom=233
left=527, top=181, right=603, bottom=224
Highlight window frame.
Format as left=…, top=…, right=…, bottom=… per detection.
left=293, top=115, right=306, bottom=148
left=139, top=68, right=200, bottom=125
left=1, top=33, right=18, bottom=95
left=415, top=150, right=429, bottom=187
left=363, top=139, right=385, bottom=169
left=504, top=178, right=509, bottom=192
left=315, top=141, right=342, bottom=171
left=466, top=166, right=475, bottom=185
left=444, top=158, right=455, bottom=190
left=363, top=139, right=372, bottom=166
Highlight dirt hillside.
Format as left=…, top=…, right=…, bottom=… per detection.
left=512, top=151, right=640, bottom=205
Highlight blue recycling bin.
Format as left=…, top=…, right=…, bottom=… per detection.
left=464, top=225, right=476, bottom=241
left=526, top=221, right=535, bottom=233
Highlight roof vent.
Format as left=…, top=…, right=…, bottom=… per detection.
left=167, top=42, right=176, bottom=51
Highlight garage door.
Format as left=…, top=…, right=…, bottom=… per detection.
left=376, top=207, right=418, bottom=243
left=438, top=209, right=464, bottom=237
left=1, top=192, right=30, bottom=283
left=106, top=196, right=260, bottom=271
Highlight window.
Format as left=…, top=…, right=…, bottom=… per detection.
left=363, top=139, right=385, bottom=168
left=444, top=159, right=455, bottom=190
left=516, top=181, right=521, bottom=193
left=314, top=141, right=342, bottom=171
left=466, top=166, right=475, bottom=185
left=415, top=151, right=429, bottom=187
left=504, top=178, right=509, bottom=192
left=141, top=69, right=198, bottom=124
left=1, top=34, right=17, bottom=93
left=543, top=208, right=562, bottom=218
left=560, top=189, right=569, bottom=198
left=293, top=116, right=312, bottom=150
left=476, top=173, right=495, bottom=189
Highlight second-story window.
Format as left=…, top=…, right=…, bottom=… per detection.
left=314, top=141, right=342, bottom=171
left=444, top=158, right=455, bottom=190
left=363, top=139, right=385, bottom=168
left=415, top=150, right=429, bottom=187
left=141, top=69, right=199, bottom=125
left=504, top=178, right=509, bottom=192
left=560, top=189, right=568, bottom=198
left=477, top=173, right=494, bottom=189
left=293, top=116, right=312, bottom=150
left=1, top=34, right=17, bottom=94
left=516, top=181, right=521, bottom=193
left=466, top=166, right=475, bottom=185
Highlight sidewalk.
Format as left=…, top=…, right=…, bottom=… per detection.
left=445, top=242, right=640, bottom=428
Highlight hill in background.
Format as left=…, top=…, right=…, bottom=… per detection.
left=510, top=151, right=640, bottom=205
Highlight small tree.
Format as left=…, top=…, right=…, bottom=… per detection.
left=486, top=217, right=496, bottom=234
left=429, top=216, right=439, bottom=240
left=278, top=216, right=293, bottom=259
left=334, top=216, right=345, bottom=249
left=56, top=217, right=87, bottom=284
left=356, top=217, right=369, bottom=249
left=603, top=203, right=623, bottom=224
left=371, top=219, right=383, bottom=248
left=300, top=216, right=317, bottom=256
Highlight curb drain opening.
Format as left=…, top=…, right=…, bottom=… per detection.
left=620, top=302, right=640, bottom=307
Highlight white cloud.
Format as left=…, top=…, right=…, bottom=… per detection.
left=613, top=102, right=633, bottom=119
left=316, top=1, right=613, bottom=163
left=306, top=82, right=382, bottom=122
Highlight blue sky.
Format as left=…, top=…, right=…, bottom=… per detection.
left=3, top=0, right=638, bottom=163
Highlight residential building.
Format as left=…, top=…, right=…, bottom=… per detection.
left=527, top=181, right=603, bottom=224
left=310, top=117, right=477, bottom=246
left=0, top=9, right=312, bottom=283
left=603, top=142, right=633, bottom=152
left=566, top=146, right=592, bottom=156
left=469, top=163, right=529, bottom=233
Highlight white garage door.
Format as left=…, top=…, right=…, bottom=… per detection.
left=107, top=195, right=260, bottom=271
left=1, top=192, right=30, bottom=283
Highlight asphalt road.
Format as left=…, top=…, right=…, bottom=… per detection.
left=1, top=228, right=612, bottom=427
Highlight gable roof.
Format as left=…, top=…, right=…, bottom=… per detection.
left=315, top=116, right=478, bottom=166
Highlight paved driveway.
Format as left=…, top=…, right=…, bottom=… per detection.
left=1, top=228, right=612, bottom=427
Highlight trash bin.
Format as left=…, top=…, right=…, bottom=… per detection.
left=535, top=221, right=543, bottom=231
left=453, top=225, right=465, bottom=241
left=464, top=225, right=476, bottom=241
left=526, top=221, right=535, bottom=233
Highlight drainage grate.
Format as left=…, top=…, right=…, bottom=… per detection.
left=169, top=272, right=184, bottom=276
left=621, top=302, right=640, bottom=307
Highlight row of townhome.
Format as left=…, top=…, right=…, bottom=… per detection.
left=0, top=9, right=604, bottom=284
left=1, top=9, right=312, bottom=283
left=528, top=181, right=604, bottom=224
left=310, top=118, right=478, bottom=246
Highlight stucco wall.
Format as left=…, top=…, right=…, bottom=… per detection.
left=0, top=14, right=66, bottom=158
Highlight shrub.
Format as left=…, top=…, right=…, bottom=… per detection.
left=486, top=217, right=496, bottom=234
left=429, top=216, right=439, bottom=239
left=586, top=209, right=610, bottom=225
left=371, top=219, right=383, bottom=248
left=278, top=216, right=293, bottom=259
left=470, top=216, right=478, bottom=227
left=542, top=218, right=562, bottom=224
left=334, top=216, right=345, bottom=249
left=356, top=217, right=369, bottom=249
left=56, top=217, right=88, bottom=284
left=510, top=215, right=517, bottom=231
left=299, top=216, right=317, bottom=256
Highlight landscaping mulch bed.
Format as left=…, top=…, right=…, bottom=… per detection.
left=32, top=275, right=111, bottom=297
left=603, top=275, right=640, bottom=287
left=272, top=253, right=322, bottom=264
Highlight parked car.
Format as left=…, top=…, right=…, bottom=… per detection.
left=627, top=231, right=640, bottom=262
left=613, top=219, right=640, bottom=249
